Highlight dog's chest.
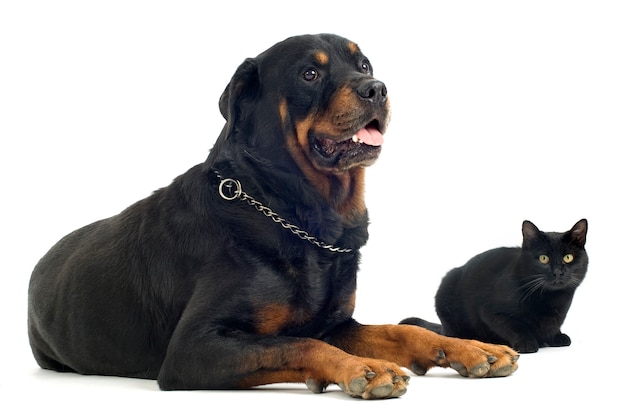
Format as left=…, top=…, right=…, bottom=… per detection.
left=250, top=253, right=357, bottom=336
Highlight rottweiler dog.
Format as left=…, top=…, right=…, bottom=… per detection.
left=28, top=33, right=518, bottom=399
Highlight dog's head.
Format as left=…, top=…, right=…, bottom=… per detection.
left=218, top=34, right=389, bottom=215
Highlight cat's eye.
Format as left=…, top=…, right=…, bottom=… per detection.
left=539, top=255, right=550, bottom=264
left=563, top=254, right=574, bottom=263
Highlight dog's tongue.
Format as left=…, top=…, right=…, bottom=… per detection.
left=357, top=126, right=384, bottom=146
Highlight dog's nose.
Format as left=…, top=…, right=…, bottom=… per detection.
left=357, top=80, right=387, bottom=104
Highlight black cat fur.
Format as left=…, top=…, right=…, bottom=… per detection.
left=401, top=219, right=588, bottom=353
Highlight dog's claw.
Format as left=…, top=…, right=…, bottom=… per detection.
left=348, top=377, right=368, bottom=395
left=369, top=383, right=394, bottom=398
left=410, top=362, right=427, bottom=375
left=450, top=362, right=469, bottom=377
left=305, top=378, right=327, bottom=394
left=393, top=375, right=409, bottom=384
left=469, top=363, right=490, bottom=377
left=489, top=364, right=515, bottom=377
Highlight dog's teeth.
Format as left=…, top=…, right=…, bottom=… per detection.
left=352, top=134, right=359, bottom=142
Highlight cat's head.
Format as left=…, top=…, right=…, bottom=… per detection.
left=520, top=219, right=588, bottom=291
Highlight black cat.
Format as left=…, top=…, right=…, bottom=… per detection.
left=401, top=219, right=588, bottom=353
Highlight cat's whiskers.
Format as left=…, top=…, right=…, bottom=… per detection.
left=519, top=274, right=546, bottom=303
left=570, top=274, right=584, bottom=287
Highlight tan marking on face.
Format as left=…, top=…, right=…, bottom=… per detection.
left=296, top=85, right=360, bottom=145
left=279, top=98, right=288, bottom=124
left=328, top=85, right=359, bottom=120
left=288, top=113, right=333, bottom=200
left=288, top=120, right=367, bottom=223
left=314, top=51, right=329, bottom=65
left=347, top=41, right=360, bottom=54
left=285, top=83, right=372, bottom=221
left=337, top=169, right=366, bottom=219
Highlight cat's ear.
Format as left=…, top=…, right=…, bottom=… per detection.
left=569, top=218, right=588, bottom=246
left=521, top=220, right=540, bottom=246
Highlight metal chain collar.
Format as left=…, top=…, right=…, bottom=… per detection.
left=215, top=172, right=352, bottom=253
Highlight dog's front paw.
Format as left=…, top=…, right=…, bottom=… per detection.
left=437, top=339, right=519, bottom=378
left=335, top=359, right=409, bottom=399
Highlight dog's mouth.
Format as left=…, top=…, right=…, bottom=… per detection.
left=310, top=120, right=384, bottom=170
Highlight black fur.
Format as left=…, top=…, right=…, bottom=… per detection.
left=28, top=33, right=385, bottom=392
left=401, top=219, right=588, bottom=353
left=28, top=34, right=520, bottom=398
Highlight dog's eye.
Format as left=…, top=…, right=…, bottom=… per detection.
left=360, top=60, right=371, bottom=73
left=303, top=68, right=318, bottom=81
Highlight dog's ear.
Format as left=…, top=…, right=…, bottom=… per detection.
left=219, top=58, right=259, bottom=136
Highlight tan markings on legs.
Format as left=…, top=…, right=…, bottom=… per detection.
left=335, top=324, right=519, bottom=378
left=237, top=338, right=409, bottom=399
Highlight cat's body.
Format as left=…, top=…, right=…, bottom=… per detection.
left=402, top=219, right=588, bottom=353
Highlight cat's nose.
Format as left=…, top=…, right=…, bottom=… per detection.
left=552, top=269, right=565, bottom=283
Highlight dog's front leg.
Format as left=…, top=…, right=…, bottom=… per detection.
left=157, top=321, right=409, bottom=399
left=327, top=320, right=519, bottom=378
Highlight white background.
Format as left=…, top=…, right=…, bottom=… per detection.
left=1, top=0, right=624, bottom=415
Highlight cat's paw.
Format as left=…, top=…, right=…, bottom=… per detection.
left=512, top=339, right=539, bottom=353
left=546, top=332, right=571, bottom=347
